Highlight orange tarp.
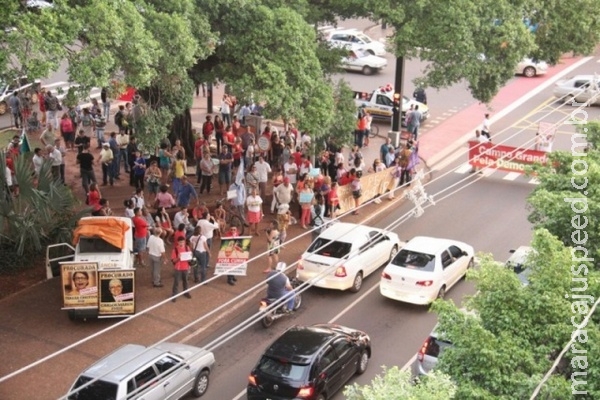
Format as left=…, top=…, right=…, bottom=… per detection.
left=72, top=218, right=130, bottom=249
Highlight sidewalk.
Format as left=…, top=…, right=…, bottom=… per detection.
left=0, top=30, right=585, bottom=400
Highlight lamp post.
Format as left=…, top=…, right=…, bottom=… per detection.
left=391, top=56, right=405, bottom=133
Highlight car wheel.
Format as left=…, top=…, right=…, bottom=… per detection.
left=0, top=101, right=7, bottom=115
left=293, top=292, right=302, bottom=311
left=523, top=66, right=536, bottom=77
left=349, top=272, right=363, bottom=293
left=356, top=351, right=369, bottom=375
left=362, top=66, right=374, bottom=75
left=564, top=95, right=575, bottom=105
left=388, top=245, right=399, bottom=263
left=437, top=286, right=446, bottom=300
left=462, top=258, right=475, bottom=280
left=192, top=370, right=210, bottom=397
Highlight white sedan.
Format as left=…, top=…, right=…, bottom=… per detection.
left=379, top=236, right=474, bottom=305
left=297, top=223, right=400, bottom=292
left=342, top=49, right=388, bottom=75
left=515, top=58, right=548, bottom=77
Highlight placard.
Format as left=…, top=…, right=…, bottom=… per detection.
left=257, top=135, right=271, bottom=151
left=227, top=189, right=237, bottom=200
left=180, top=251, right=193, bottom=261
left=98, top=270, right=135, bottom=316
left=299, top=192, right=314, bottom=204
left=215, top=237, right=252, bottom=276
left=309, top=168, right=321, bottom=177
left=61, top=262, right=99, bottom=309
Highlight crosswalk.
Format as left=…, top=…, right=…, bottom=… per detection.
left=453, top=163, right=540, bottom=185
left=41, top=81, right=102, bottom=107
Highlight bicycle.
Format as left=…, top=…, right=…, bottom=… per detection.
left=218, top=197, right=246, bottom=236
left=369, top=124, right=380, bottom=138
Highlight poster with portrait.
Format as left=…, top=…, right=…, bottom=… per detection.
left=61, top=262, right=99, bottom=309
left=215, top=237, right=252, bottom=276
left=98, top=270, right=136, bottom=317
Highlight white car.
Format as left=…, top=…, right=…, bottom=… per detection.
left=342, top=49, right=388, bottom=75
left=67, top=343, right=215, bottom=399
left=327, top=29, right=386, bottom=57
left=296, top=222, right=400, bottom=292
left=379, top=236, right=474, bottom=305
left=552, top=75, right=600, bottom=105
left=0, top=76, right=41, bottom=115
left=515, top=58, right=548, bottom=77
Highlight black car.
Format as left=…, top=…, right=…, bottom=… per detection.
left=247, top=324, right=371, bottom=400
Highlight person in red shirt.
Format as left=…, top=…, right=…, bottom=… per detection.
left=173, top=223, right=187, bottom=244
left=232, top=137, right=244, bottom=170
left=327, top=181, right=340, bottom=218
left=202, top=115, right=214, bottom=142
left=232, top=115, right=241, bottom=137
left=132, top=207, right=149, bottom=267
left=338, top=171, right=352, bottom=186
left=171, top=236, right=192, bottom=301
left=223, top=125, right=236, bottom=149
left=87, top=182, right=102, bottom=208
left=292, top=146, right=303, bottom=167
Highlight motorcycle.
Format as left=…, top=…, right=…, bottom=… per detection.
left=259, top=278, right=302, bottom=328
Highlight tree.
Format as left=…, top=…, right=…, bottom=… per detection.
left=527, top=120, right=600, bottom=265
left=344, top=366, right=457, bottom=400
left=369, top=0, right=600, bottom=103
left=430, top=229, right=600, bottom=399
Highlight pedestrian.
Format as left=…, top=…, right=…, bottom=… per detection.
left=176, top=175, right=198, bottom=208
left=132, top=207, right=149, bottom=267
left=171, top=236, right=192, bottom=301
left=46, top=144, right=62, bottom=182
left=117, top=130, right=130, bottom=175
left=190, top=226, right=210, bottom=283
left=270, top=167, right=284, bottom=214
left=132, top=150, right=147, bottom=190
left=74, top=129, right=90, bottom=154
left=131, top=187, right=145, bottom=209
left=409, top=105, right=422, bottom=140
left=299, top=181, right=314, bottom=229
left=327, top=181, right=340, bottom=218
left=202, top=115, right=214, bottom=143
left=221, top=94, right=232, bottom=126
left=266, top=220, right=281, bottom=269
left=95, top=115, right=108, bottom=150
left=114, top=104, right=126, bottom=133
left=8, top=91, right=22, bottom=129
left=173, top=207, right=194, bottom=238
left=399, top=143, right=413, bottom=186
left=32, top=147, right=44, bottom=177
left=380, top=137, right=393, bottom=167
left=155, top=185, right=176, bottom=209
left=147, top=228, right=166, bottom=287
left=100, top=86, right=111, bottom=120
left=350, top=168, right=362, bottom=215
left=481, top=113, right=491, bottom=140
left=218, top=145, right=233, bottom=195
left=108, top=131, right=120, bottom=180
left=59, top=113, right=75, bottom=151
left=254, top=155, right=271, bottom=200
left=199, top=152, right=214, bottom=194
left=45, top=91, right=60, bottom=130
left=154, top=207, right=174, bottom=243
left=413, top=86, right=427, bottom=104
left=171, top=151, right=186, bottom=196
left=126, top=136, right=139, bottom=186
left=229, top=180, right=247, bottom=225
left=158, top=141, right=172, bottom=185
left=214, top=115, right=225, bottom=155
left=145, top=160, right=162, bottom=203
left=76, top=143, right=95, bottom=193
left=100, top=142, right=114, bottom=186
left=246, top=187, right=263, bottom=236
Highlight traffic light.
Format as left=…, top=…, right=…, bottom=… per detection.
left=393, top=93, right=401, bottom=113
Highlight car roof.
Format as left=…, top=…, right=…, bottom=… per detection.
left=565, top=75, right=597, bottom=82
left=331, top=29, right=361, bottom=34
left=79, top=344, right=164, bottom=383
left=265, top=325, right=341, bottom=364
left=318, top=222, right=374, bottom=242
left=402, top=236, right=462, bottom=255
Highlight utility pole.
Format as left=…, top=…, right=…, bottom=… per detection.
left=391, top=56, right=405, bottom=133
left=207, top=82, right=213, bottom=114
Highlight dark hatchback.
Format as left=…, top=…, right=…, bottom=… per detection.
left=247, top=324, right=371, bottom=400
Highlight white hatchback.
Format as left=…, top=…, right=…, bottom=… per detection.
left=296, top=223, right=400, bottom=292
left=379, top=236, right=474, bottom=305
left=327, top=29, right=386, bottom=57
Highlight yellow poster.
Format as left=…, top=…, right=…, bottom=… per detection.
left=61, top=262, right=98, bottom=309
left=98, top=270, right=136, bottom=316
left=337, top=168, right=395, bottom=213
left=215, top=237, right=252, bottom=276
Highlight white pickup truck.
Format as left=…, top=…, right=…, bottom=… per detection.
left=46, top=216, right=136, bottom=320
left=353, top=86, right=429, bottom=125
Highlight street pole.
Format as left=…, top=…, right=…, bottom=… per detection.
left=207, top=82, right=213, bottom=114
left=391, top=56, right=405, bottom=133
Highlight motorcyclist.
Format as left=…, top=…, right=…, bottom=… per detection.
left=264, top=262, right=295, bottom=312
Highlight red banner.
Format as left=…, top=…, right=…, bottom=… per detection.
left=468, top=141, right=548, bottom=173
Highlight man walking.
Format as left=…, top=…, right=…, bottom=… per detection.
left=408, top=105, right=422, bottom=140
left=76, top=143, right=96, bottom=193
left=8, top=92, right=21, bottom=129
left=100, top=142, right=114, bottom=186
left=147, top=228, right=166, bottom=287
left=171, top=236, right=192, bottom=301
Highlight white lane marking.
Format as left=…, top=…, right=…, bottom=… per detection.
left=454, top=163, right=472, bottom=174
left=503, top=172, right=521, bottom=181
left=529, top=177, right=540, bottom=185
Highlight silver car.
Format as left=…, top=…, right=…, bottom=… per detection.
left=67, top=343, right=215, bottom=400
left=553, top=75, right=600, bottom=105
left=515, top=58, right=548, bottom=77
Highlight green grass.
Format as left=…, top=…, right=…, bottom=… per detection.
left=0, top=128, right=43, bottom=152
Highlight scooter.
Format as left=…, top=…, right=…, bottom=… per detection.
left=259, top=278, right=302, bottom=328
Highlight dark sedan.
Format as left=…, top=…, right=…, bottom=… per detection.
left=247, top=324, right=371, bottom=400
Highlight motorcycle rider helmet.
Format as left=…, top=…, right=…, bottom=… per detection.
left=276, top=262, right=287, bottom=272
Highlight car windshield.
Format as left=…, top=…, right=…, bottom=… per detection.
left=78, top=237, right=122, bottom=253
left=307, top=238, right=351, bottom=259
left=256, top=356, right=309, bottom=381
left=391, top=249, right=436, bottom=272
left=68, top=376, right=118, bottom=400
left=356, top=33, right=371, bottom=43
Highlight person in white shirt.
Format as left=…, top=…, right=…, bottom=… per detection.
left=254, top=155, right=272, bottom=199
left=283, top=159, right=297, bottom=185
left=146, top=228, right=166, bottom=287
left=173, top=207, right=194, bottom=237
left=46, top=144, right=62, bottom=182
left=246, top=188, right=264, bottom=236
left=32, top=147, right=45, bottom=176
left=196, top=211, right=220, bottom=248
left=481, top=113, right=491, bottom=140
left=220, top=94, right=232, bottom=126
left=190, top=226, right=210, bottom=283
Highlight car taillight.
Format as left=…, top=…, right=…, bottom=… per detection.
left=381, top=272, right=391, bottom=280
left=417, top=337, right=430, bottom=362
left=248, top=374, right=257, bottom=386
left=297, top=258, right=304, bottom=270
left=334, top=266, right=347, bottom=277
left=297, top=385, right=315, bottom=398
left=416, top=280, right=433, bottom=287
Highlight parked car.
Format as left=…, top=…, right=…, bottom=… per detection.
left=341, top=49, right=388, bottom=75
left=379, top=236, right=474, bottom=305
left=0, top=76, right=41, bottom=115
left=506, top=246, right=534, bottom=286
left=247, top=324, right=371, bottom=400
left=327, top=29, right=386, bottom=56
left=416, top=324, right=452, bottom=376
left=352, top=87, right=429, bottom=124
left=296, top=222, right=400, bottom=292
left=553, top=75, right=600, bottom=105
left=66, top=343, right=215, bottom=400
left=515, top=58, right=548, bottom=77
